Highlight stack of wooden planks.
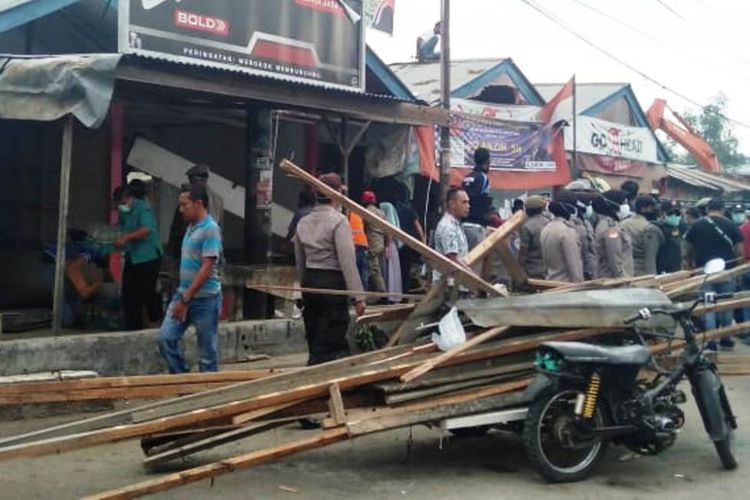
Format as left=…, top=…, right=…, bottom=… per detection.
left=0, top=369, right=294, bottom=406
left=1, top=159, right=749, bottom=498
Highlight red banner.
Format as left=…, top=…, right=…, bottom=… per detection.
left=577, top=153, right=648, bottom=178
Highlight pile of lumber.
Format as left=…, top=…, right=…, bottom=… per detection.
left=0, top=159, right=749, bottom=499
left=0, top=369, right=293, bottom=406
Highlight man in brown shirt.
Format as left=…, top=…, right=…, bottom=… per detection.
left=294, top=173, right=366, bottom=366
left=519, top=195, right=549, bottom=279
left=541, top=202, right=584, bottom=283
left=362, top=191, right=388, bottom=293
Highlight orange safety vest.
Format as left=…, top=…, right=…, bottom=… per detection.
left=349, top=212, right=369, bottom=248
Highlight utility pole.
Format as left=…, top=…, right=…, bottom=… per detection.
left=439, top=0, right=451, bottom=200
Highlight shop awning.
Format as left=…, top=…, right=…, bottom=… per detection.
left=666, top=164, right=750, bottom=194
left=0, top=53, right=448, bottom=129
left=0, top=54, right=121, bottom=127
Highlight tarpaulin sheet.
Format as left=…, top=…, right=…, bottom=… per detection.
left=0, top=54, right=121, bottom=128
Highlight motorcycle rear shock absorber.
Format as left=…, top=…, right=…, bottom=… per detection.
left=578, top=372, right=601, bottom=419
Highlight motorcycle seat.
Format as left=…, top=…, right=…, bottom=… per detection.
left=541, top=341, right=652, bottom=365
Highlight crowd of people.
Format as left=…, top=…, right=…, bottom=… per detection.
left=428, top=147, right=750, bottom=351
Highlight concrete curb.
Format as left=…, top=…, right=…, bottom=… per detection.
left=0, top=319, right=306, bottom=376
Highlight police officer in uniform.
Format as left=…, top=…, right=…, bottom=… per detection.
left=557, top=190, right=598, bottom=280
left=592, top=190, right=634, bottom=278
left=294, top=173, right=366, bottom=366
left=621, top=195, right=664, bottom=276
left=656, top=199, right=685, bottom=273
left=519, top=195, right=549, bottom=279
left=540, top=201, right=584, bottom=283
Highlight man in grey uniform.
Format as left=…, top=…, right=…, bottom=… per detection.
left=519, top=195, right=549, bottom=279
left=621, top=195, right=664, bottom=276
left=593, top=190, right=634, bottom=278
left=541, top=201, right=584, bottom=283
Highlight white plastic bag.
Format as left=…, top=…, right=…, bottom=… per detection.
left=432, top=307, right=466, bottom=352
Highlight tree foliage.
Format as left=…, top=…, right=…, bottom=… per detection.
left=668, top=94, right=748, bottom=170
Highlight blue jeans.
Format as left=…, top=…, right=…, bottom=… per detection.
left=355, top=246, right=369, bottom=290
left=158, top=293, right=221, bottom=373
left=703, top=280, right=734, bottom=331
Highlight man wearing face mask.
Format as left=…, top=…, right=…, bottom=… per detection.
left=656, top=199, right=686, bottom=274
left=558, top=190, right=597, bottom=280
left=592, top=190, right=634, bottom=278
left=621, top=195, right=664, bottom=276
left=540, top=201, right=584, bottom=283
left=113, top=180, right=163, bottom=330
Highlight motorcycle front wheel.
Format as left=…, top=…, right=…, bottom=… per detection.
left=522, top=388, right=608, bottom=482
left=691, top=369, right=738, bottom=470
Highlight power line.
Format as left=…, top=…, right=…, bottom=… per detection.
left=655, top=0, right=688, bottom=22
left=517, top=0, right=750, bottom=131
left=651, top=0, right=750, bottom=67
left=568, top=0, right=750, bottom=84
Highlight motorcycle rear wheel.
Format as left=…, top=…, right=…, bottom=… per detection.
left=522, top=388, right=608, bottom=483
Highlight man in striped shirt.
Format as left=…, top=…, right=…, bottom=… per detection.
left=158, top=184, right=223, bottom=373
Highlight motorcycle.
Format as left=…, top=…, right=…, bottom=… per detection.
left=521, top=258, right=739, bottom=482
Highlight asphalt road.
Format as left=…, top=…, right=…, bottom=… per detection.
left=0, top=366, right=748, bottom=500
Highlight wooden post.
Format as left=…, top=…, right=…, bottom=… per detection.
left=439, top=0, right=451, bottom=199
left=243, top=106, right=272, bottom=319
left=52, top=116, right=74, bottom=335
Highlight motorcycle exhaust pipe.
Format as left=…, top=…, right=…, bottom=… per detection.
left=655, top=416, right=676, bottom=433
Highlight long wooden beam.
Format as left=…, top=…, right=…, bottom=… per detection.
left=0, top=370, right=289, bottom=398
left=87, top=383, right=528, bottom=499
left=386, top=210, right=528, bottom=347
left=84, top=428, right=350, bottom=500
left=0, top=328, right=616, bottom=462
left=279, top=159, right=501, bottom=296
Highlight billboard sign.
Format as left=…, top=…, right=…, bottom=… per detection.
left=451, top=113, right=559, bottom=172
left=119, top=0, right=366, bottom=91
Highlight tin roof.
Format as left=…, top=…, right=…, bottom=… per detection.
left=535, top=83, right=627, bottom=114
left=666, top=164, right=750, bottom=193
left=390, top=58, right=544, bottom=105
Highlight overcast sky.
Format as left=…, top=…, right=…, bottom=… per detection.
left=367, top=0, right=750, bottom=157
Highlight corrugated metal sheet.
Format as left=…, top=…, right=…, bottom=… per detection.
left=666, top=164, right=750, bottom=193
left=535, top=82, right=626, bottom=114
left=390, top=58, right=505, bottom=102
left=126, top=52, right=414, bottom=104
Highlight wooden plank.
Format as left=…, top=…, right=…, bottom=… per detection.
left=328, top=383, right=347, bottom=425
left=650, top=321, right=750, bottom=356
left=231, top=400, right=306, bottom=425
left=0, top=329, right=615, bottom=462
left=693, top=296, right=750, bottom=317
left=387, top=285, right=445, bottom=347
left=463, top=210, right=527, bottom=265
left=357, top=304, right=416, bottom=325
left=494, top=240, right=528, bottom=286
left=400, top=326, right=511, bottom=383
left=386, top=212, right=528, bottom=346
left=143, top=421, right=289, bottom=467
left=667, top=263, right=750, bottom=298
left=246, top=284, right=423, bottom=300
left=280, top=159, right=501, bottom=296
left=0, top=383, right=234, bottom=405
left=83, top=428, right=350, bottom=500
left=386, top=283, right=446, bottom=347
left=0, top=341, right=421, bottom=449
left=384, top=371, right=532, bottom=405
left=347, top=379, right=531, bottom=436
left=0, top=370, right=289, bottom=396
